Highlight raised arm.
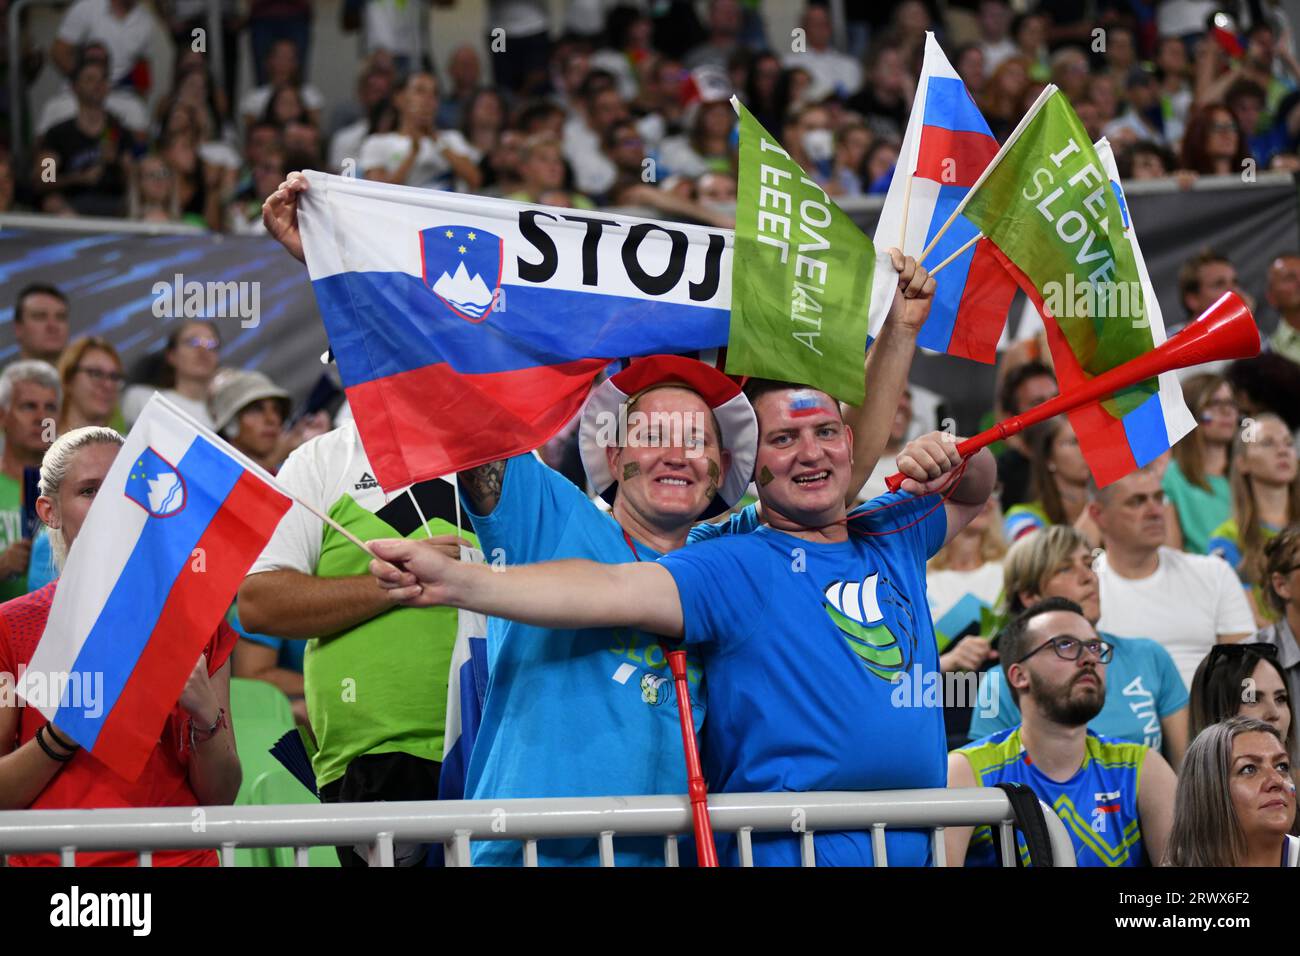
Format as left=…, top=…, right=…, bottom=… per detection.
left=895, top=432, right=997, bottom=546
left=842, top=249, right=933, bottom=505
left=368, top=538, right=685, bottom=637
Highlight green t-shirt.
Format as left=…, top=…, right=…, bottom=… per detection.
left=1162, top=459, right=1231, bottom=555
left=0, top=472, right=26, bottom=601
left=248, top=425, right=480, bottom=790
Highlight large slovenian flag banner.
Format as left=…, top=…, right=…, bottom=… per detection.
left=18, top=395, right=293, bottom=780
left=298, top=171, right=734, bottom=491
left=874, top=32, right=1018, bottom=363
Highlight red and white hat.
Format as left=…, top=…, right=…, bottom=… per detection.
left=578, top=355, right=757, bottom=519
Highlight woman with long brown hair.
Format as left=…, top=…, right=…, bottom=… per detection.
left=1180, top=103, right=1252, bottom=175
left=1002, top=416, right=1090, bottom=542
left=979, top=54, right=1031, bottom=142
left=1209, top=413, right=1300, bottom=622
left=1164, top=373, right=1237, bottom=553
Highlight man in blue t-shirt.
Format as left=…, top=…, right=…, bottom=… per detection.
left=372, top=381, right=998, bottom=866
left=950, top=598, right=1178, bottom=867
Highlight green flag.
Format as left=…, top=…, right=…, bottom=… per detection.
left=960, top=88, right=1156, bottom=416
left=726, top=99, right=895, bottom=405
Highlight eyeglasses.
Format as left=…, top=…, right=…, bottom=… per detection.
left=1017, top=635, right=1114, bottom=665
left=1203, top=398, right=1239, bottom=414
left=74, top=366, right=124, bottom=385
left=1208, top=121, right=1238, bottom=133
left=183, top=336, right=220, bottom=351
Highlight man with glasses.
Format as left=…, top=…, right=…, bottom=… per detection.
left=947, top=597, right=1177, bottom=867
left=1090, top=465, right=1255, bottom=690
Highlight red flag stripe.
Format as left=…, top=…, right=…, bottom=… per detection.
left=914, top=126, right=1001, bottom=188
left=949, top=238, right=1018, bottom=363
left=348, top=359, right=610, bottom=490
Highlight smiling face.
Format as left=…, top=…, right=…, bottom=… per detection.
left=1228, top=730, right=1296, bottom=845
left=168, top=321, right=220, bottom=383
left=751, top=387, right=852, bottom=527
left=606, top=386, right=729, bottom=531
left=1200, top=382, right=1239, bottom=445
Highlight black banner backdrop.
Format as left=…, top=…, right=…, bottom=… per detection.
left=0, top=174, right=1295, bottom=433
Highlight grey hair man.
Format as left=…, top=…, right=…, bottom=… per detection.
left=0, top=361, right=61, bottom=599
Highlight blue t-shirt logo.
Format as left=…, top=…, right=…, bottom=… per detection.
left=821, top=572, right=918, bottom=682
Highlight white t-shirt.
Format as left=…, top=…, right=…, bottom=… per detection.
left=363, top=0, right=424, bottom=59
left=1095, top=546, right=1256, bottom=690
left=57, top=0, right=154, bottom=86
left=927, top=562, right=1005, bottom=622
left=981, top=39, right=1018, bottom=75
left=487, top=0, right=548, bottom=37
left=562, top=115, right=616, bottom=197
left=359, top=131, right=480, bottom=190
left=121, top=386, right=214, bottom=431
left=239, top=83, right=326, bottom=122
left=328, top=118, right=369, bottom=173
left=782, top=48, right=863, bottom=99
left=37, top=88, right=148, bottom=134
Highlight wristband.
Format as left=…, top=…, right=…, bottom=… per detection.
left=36, top=725, right=75, bottom=762
left=189, top=707, right=228, bottom=748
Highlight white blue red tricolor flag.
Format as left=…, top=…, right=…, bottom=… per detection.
left=18, top=395, right=292, bottom=779
left=1049, top=139, right=1196, bottom=484
left=438, top=548, right=489, bottom=803
left=874, top=32, right=1018, bottom=362
left=298, top=171, right=734, bottom=490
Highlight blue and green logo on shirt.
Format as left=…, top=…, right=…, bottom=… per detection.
left=821, top=574, right=914, bottom=681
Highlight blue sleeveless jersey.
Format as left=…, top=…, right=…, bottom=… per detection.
left=957, top=727, right=1147, bottom=867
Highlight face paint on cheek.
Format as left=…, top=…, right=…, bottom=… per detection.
left=707, top=459, right=720, bottom=481
left=623, top=461, right=640, bottom=481
left=758, top=465, right=775, bottom=486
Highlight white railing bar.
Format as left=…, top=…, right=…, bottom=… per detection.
left=138, top=849, right=152, bottom=867
left=871, top=823, right=887, bottom=867
left=737, top=826, right=753, bottom=868
left=663, top=835, right=678, bottom=868
left=295, top=846, right=309, bottom=868
left=523, top=840, right=538, bottom=867
left=800, top=831, right=816, bottom=867
left=930, top=826, right=947, bottom=868
left=598, top=831, right=615, bottom=867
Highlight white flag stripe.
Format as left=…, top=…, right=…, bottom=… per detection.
left=300, top=171, right=735, bottom=309
left=875, top=33, right=956, bottom=259
left=25, top=399, right=197, bottom=703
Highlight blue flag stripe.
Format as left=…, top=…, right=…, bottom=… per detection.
left=55, top=437, right=244, bottom=747
left=917, top=185, right=981, bottom=353
left=921, top=76, right=992, bottom=135
left=311, top=272, right=730, bottom=387
left=1122, top=392, right=1172, bottom=466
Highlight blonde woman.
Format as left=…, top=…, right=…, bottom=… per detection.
left=1208, top=413, right=1300, bottom=623
left=1165, top=717, right=1298, bottom=867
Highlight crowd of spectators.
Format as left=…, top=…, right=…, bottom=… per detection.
left=2, top=0, right=1299, bottom=231
left=1, top=0, right=1299, bottom=868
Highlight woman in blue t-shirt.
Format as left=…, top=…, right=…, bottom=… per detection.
left=967, top=525, right=1190, bottom=769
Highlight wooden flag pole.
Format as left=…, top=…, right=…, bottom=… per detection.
left=926, top=232, right=983, bottom=278
left=917, top=84, right=1058, bottom=266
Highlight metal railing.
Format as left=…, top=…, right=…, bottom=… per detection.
left=0, top=788, right=1076, bottom=867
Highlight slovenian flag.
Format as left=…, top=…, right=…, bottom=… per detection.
left=1051, top=139, right=1196, bottom=484
left=874, top=32, right=1018, bottom=363
left=298, top=172, right=734, bottom=491
left=17, top=395, right=292, bottom=780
